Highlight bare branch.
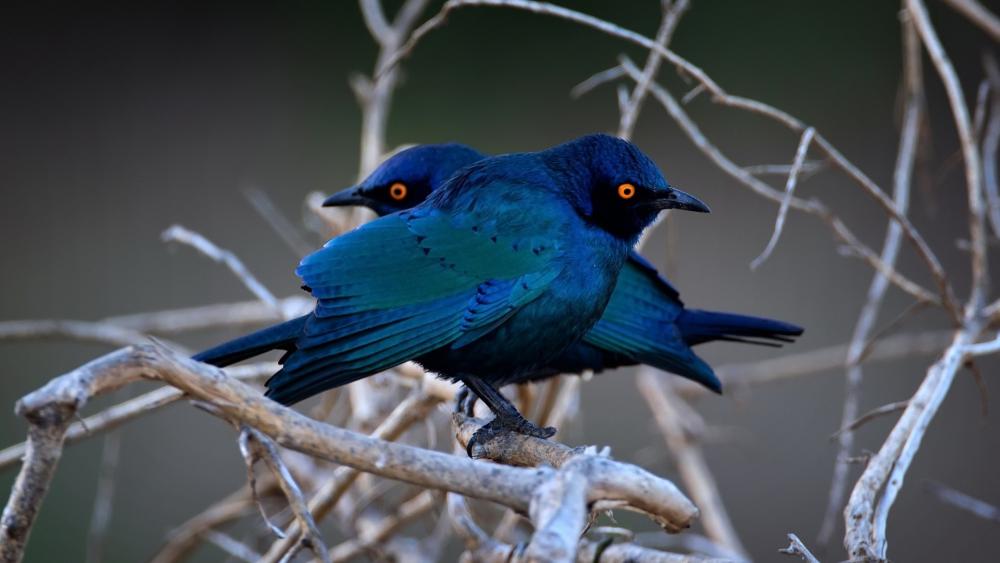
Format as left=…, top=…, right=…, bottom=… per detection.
left=925, top=480, right=1000, bottom=524
left=570, top=64, right=625, bottom=99
left=637, top=370, right=748, bottom=559
left=260, top=389, right=443, bottom=563
left=743, top=161, right=824, bottom=178
left=908, top=0, right=986, bottom=305
left=983, top=54, right=1000, bottom=237
left=101, top=297, right=313, bottom=334
left=359, top=0, right=394, bottom=45
left=149, top=490, right=259, bottom=563
left=452, top=414, right=698, bottom=534
left=84, top=431, right=121, bottom=563
left=751, top=127, right=815, bottom=270
left=829, top=401, right=909, bottom=440
left=200, top=530, right=261, bottom=562
left=0, top=363, right=275, bottom=472
left=390, top=0, right=958, bottom=318
left=617, top=58, right=941, bottom=307
left=238, top=427, right=329, bottom=562
left=818, top=14, right=923, bottom=546
left=328, top=490, right=438, bottom=562
left=965, top=331, right=1000, bottom=356
left=0, top=319, right=171, bottom=349
left=161, top=225, right=280, bottom=312
left=243, top=187, right=314, bottom=258
left=845, top=320, right=985, bottom=561
left=779, top=533, right=820, bottom=563
left=941, top=0, right=1000, bottom=42
left=673, top=330, right=953, bottom=400
left=618, top=0, right=690, bottom=140
left=358, top=0, right=432, bottom=176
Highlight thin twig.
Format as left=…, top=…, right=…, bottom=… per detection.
left=829, top=401, right=909, bottom=440
left=617, top=0, right=690, bottom=140
left=817, top=14, right=923, bottom=547
left=239, top=427, right=330, bottom=562
left=260, top=389, right=444, bottom=563
left=149, top=490, right=260, bottom=563
left=941, top=0, right=1000, bottom=42
left=982, top=54, right=1000, bottom=237
left=637, top=370, right=748, bottom=559
left=617, top=57, right=941, bottom=307
left=908, top=0, right=985, bottom=305
left=101, top=296, right=313, bottom=334
left=924, top=480, right=1000, bottom=524
left=389, top=0, right=958, bottom=318
left=243, top=187, right=314, bottom=258
left=779, top=533, right=821, bottom=563
left=751, top=127, right=815, bottom=270
left=161, top=225, right=280, bottom=312
left=84, top=430, right=121, bottom=563
left=199, top=530, right=261, bottom=562
left=570, top=65, right=625, bottom=99
left=965, top=332, right=1000, bottom=356
left=0, top=363, right=276, bottom=472
left=844, top=320, right=985, bottom=561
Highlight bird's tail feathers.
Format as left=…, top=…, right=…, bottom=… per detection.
left=192, top=315, right=308, bottom=367
left=676, top=309, right=803, bottom=347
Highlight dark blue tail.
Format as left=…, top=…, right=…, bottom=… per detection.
left=676, top=309, right=803, bottom=347
left=193, top=315, right=308, bottom=367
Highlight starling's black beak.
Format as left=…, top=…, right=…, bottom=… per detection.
left=655, top=187, right=710, bottom=213
left=322, top=186, right=368, bottom=207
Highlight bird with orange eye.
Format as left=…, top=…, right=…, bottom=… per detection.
left=323, top=144, right=486, bottom=216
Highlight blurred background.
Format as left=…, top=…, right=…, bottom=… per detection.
left=2, top=1, right=998, bottom=561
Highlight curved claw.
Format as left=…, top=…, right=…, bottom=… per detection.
left=465, top=416, right=557, bottom=458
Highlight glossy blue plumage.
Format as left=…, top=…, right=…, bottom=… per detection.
left=254, top=134, right=705, bottom=406
left=321, top=142, right=803, bottom=392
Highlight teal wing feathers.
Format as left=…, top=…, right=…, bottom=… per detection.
left=266, top=206, right=564, bottom=404
left=582, top=253, right=720, bottom=391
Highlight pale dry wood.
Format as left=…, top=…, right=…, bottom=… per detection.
left=983, top=55, right=1000, bottom=239
left=942, top=0, right=1000, bottom=41
left=908, top=0, right=986, bottom=304
left=637, top=370, right=748, bottom=560
left=0, top=319, right=165, bottom=349
left=672, top=330, right=953, bottom=400
left=0, top=344, right=697, bottom=563
left=328, top=490, right=439, bottom=562
left=101, top=296, right=314, bottom=334
left=750, top=127, right=815, bottom=270
left=0, top=363, right=277, bottom=472
left=844, top=321, right=985, bottom=561
left=259, top=390, right=443, bottom=562
left=149, top=488, right=260, bottom=563
left=617, top=0, right=690, bottom=140
left=778, top=533, right=820, bottom=563
left=925, top=480, right=1000, bottom=524
left=238, top=427, right=330, bottom=562
left=616, top=58, right=942, bottom=308
left=817, top=14, right=923, bottom=546
left=829, top=401, right=910, bottom=440
left=161, top=225, right=280, bottom=312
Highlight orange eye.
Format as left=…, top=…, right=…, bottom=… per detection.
left=617, top=183, right=636, bottom=200
left=389, top=182, right=407, bottom=201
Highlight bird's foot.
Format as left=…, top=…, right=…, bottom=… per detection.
left=466, top=415, right=556, bottom=458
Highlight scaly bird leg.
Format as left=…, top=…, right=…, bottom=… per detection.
left=460, top=376, right=555, bottom=458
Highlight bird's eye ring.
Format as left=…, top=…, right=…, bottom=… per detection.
left=617, top=183, right=636, bottom=200
left=389, top=182, right=408, bottom=201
